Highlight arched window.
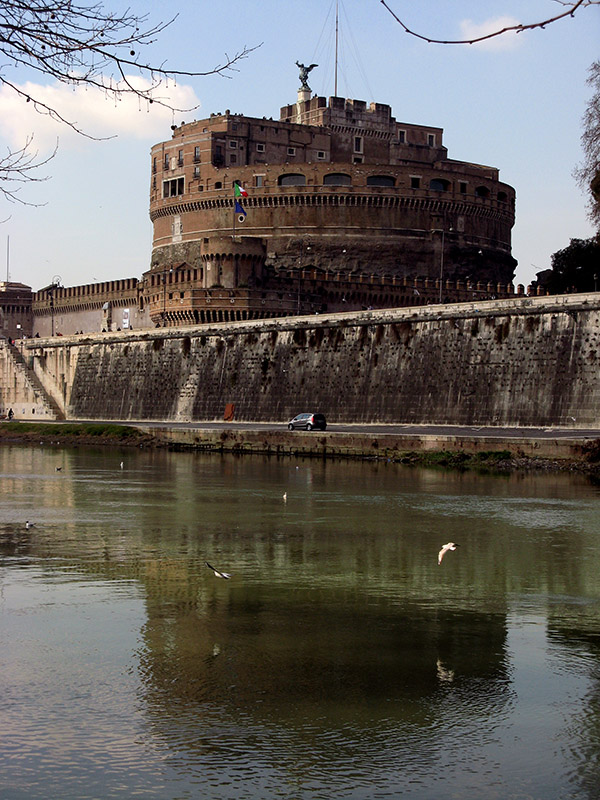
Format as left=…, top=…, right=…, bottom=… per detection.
left=324, top=173, right=352, bottom=186
left=367, top=175, right=395, bottom=187
left=497, top=191, right=508, bottom=203
left=278, top=173, right=306, bottom=186
left=429, top=178, right=450, bottom=192
left=475, top=185, right=490, bottom=198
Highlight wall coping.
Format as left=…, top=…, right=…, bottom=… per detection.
left=21, top=292, right=600, bottom=351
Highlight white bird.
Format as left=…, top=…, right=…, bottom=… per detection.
left=120, top=461, right=124, bottom=469
left=205, top=561, right=232, bottom=579
left=283, top=492, right=287, bottom=502
left=25, top=521, right=35, bottom=530
left=438, top=542, right=459, bottom=565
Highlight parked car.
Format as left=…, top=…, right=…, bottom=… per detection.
left=287, top=412, right=327, bottom=431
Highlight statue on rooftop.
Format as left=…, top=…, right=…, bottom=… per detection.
left=296, top=61, right=317, bottom=91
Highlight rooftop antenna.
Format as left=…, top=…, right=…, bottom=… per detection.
left=334, top=0, right=339, bottom=96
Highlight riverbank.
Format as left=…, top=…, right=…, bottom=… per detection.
left=2, top=421, right=600, bottom=473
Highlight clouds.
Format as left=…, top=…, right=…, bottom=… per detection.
left=459, top=16, right=523, bottom=51
left=0, top=76, right=201, bottom=152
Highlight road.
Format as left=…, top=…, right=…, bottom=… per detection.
left=70, top=420, right=600, bottom=440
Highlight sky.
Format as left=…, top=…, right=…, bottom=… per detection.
left=0, top=0, right=598, bottom=292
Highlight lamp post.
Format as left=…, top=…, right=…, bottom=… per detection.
left=431, top=229, right=450, bottom=304
left=162, top=267, right=173, bottom=326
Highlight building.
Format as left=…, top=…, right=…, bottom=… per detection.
left=144, top=87, right=516, bottom=325
left=2, top=88, right=520, bottom=339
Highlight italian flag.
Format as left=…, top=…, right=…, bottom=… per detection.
left=234, top=183, right=248, bottom=197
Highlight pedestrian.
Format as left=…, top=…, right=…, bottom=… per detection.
left=8, top=408, right=14, bottom=420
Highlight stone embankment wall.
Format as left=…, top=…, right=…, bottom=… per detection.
left=0, top=340, right=61, bottom=420
left=7, top=293, right=600, bottom=427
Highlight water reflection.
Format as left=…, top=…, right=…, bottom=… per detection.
left=1, top=446, right=600, bottom=799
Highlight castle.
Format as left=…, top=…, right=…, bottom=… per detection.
left=2, top=85, right=521, bottom=339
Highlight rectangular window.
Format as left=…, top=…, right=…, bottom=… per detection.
left=152, top=157, right=157, bottom=174
left=459, top=182, right=468, bottom=194
left=256, top=143, right=265, bottom=153
left=398, top=130, right=406, bottom=144
left=230, top=154, right=237, bottom=164
left=229, top=140, right=237, bottom=148
left=178, top=149, right=184, bottom=166
left=163, top=177, right=185, bottom=198
left=255, top=175, right=264, bottom=187
left=164, top=153, right=169, bottom=169
left=354, top=136, right=363, bottom=153
left=193, top=166, right=201, bottom=178
left=194, top=146, right=201, bottom=162
left=317, top=151, right=326, bottom=160
left=287, top=147, right=296, bottom=156
left=353, top=156, right=363, bottom=164
left=410, top=176, right=421, bottom=189
left=427, top=134, right=436, bottom=147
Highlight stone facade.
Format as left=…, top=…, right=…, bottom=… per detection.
left=8, top=294, right=599, bottom=428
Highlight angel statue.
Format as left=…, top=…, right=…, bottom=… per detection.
left=296, top=61, right=317, bottom=91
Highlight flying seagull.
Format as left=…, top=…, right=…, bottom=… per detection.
left=438, top=542, right=459, bottom=565
left=205, top=561, right=232, bottom=579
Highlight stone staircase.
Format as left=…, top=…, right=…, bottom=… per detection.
left=0, top=339, right=64, bottom=420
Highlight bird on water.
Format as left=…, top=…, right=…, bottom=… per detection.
left=438, top=542, right=459, bottom=565
left=205, top=561, right=232, bottom=579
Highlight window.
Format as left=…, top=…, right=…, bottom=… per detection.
left=256, top=143, right=265, bottom=153
left=410, top=176, right=421, bottom=189
left=229, top=140, right=237, bottom=148
left=177, top=150, right=183, bottom=166
left=353, top=156, right=363, bottom=164
left=398, top=130, right=406, bottom=144
left=163, top=177, right=184, bottom=197
left=459, top=182, right=468, bottom=194
left=193, top=166, right=201, bottom=178
left=367, top=175, right=395, bottom=187
left=194, top=146, right=201, bottom=162
left=475, top=185, right=490, bottom=198
left=152, top=157, right=157, bottom=174
left=354, top=136, right=363, bottom=153
left=287, top=147, right=296, bottom=156
left=164, top=153, right=169, bottom=169
left=230, top=154, right=237, bottom=164
left=497, top=191, right=508, bottom=203
left=317, top=151, right=326, bottom=160
left=278, top=173, right=306, bottom=186
left=427, top=134, right=436, bottom=147
left=430, top=178, right=450, bottom=192
left=324, top=173, right=352, bottom=186
left=255, top=175, right=264, bottom=188
left=215, top=181, right=222, bottom=189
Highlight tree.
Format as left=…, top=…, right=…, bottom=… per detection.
left=575, top=61, right=600, bottom=230
left=378, top=1, right=599, bottom=46
left=535, top=237, right=600, bottom=293
left=0, top=1, right=258, bottom=203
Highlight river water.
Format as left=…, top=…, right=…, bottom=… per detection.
left=1, top=445, right=600, bottom=800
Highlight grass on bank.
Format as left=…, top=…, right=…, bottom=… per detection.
left=0, top=422, right=147, bottom=442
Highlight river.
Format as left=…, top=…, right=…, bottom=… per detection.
left=1, top=445, right=600, bottom=799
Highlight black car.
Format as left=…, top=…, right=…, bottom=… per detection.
left=287, top=412, right=327, bottom=431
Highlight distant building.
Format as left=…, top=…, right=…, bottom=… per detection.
left=7, top=90, right=520, bottom=337
left=144, top=89, right=517, bottom=325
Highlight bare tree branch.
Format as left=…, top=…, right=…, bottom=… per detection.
left=378, top=0, right=597, bottom=45
left=0, top=1, right=260, bottom=199
left=0, top=135, right=57, bottom=205
left=574, top=61, right=600, bottom=230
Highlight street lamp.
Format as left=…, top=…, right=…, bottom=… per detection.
left=431, top=229, right=451, bottom=304
left=162, top=267, right=173, bottom=325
